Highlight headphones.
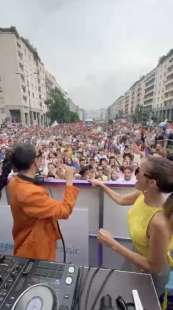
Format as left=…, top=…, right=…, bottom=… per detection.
left=18, top=173, right=44, bottom=185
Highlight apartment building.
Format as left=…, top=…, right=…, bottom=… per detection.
left=107, top=96, right=125, bottom=120
left=154, top=50, right=173, bottom=121
left=107, top=49, right=173, bottom=122
left=143, top=69, right=156, bottom=117
left=128, top=77, right=145, bottom=115
left=0, top=26, right=83, bottom=126
left=0, top=27, right=49, bottom=126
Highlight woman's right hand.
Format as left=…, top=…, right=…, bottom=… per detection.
left=90, top=179, right=104, bottom=187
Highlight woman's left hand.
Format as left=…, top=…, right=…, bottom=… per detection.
left=97, top=229, right=120, bottom=249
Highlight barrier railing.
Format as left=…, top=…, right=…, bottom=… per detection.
left=45, top=179, right=135, bottom=268
left=0, top=179, right=135, bottom=268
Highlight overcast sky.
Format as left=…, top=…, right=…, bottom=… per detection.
left=0, top=0, right=173, bottom=110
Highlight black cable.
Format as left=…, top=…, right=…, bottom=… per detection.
left=56, top=221, right=66, bottom=264
left=90, top=269, right=114, bottom=310
left=84, top=268, right=100, bottom=310
left=73, top=266, right=85, bottom=310
left=48, top=188, right=66, bottom=264
left=75, top=267, right=91, bottom=309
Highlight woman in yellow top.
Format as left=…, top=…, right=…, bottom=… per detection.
left=91, top=156, right=173, bottom=296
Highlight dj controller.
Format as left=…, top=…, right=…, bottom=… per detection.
left=0, top=255, right=79, bottom=310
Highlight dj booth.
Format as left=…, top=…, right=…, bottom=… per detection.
left=0, top=180, right=163, bottom=309
left=0, top=255, right=161, bottom=310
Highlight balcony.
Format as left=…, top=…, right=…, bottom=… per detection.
left=164, top=90, right=173, bottom=102
left=165, top=81, right=173, bottom=91
left=163, top=100, right=173, bottom=108
left=18, top=51, right=23, bottom=59
left=19, top=62, right=24, bottom=71
left=17, top=41, right=21, bottom=48
left=167, top=64, right=173, bottom=73
left=23, top=95, right=27, bottom=102
left=143, top=104, right=152, bottom=112
left=144, top=84, right=154, bottom=93
left=144, top=91, right=154, bottom=99
left=145, top=77, right=155, bottom=87
left=144, top=98, right=153, bottom=105
left=166, top=72, right=173, bottom=82
left=22, top=85, right=26, bottom=93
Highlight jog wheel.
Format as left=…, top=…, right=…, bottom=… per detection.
left=12, top=283, right=58, bottom=310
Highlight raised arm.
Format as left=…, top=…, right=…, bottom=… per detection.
left=91, top=179, right=140, bottom=206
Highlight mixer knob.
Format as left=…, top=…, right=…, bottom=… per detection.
left=68, top=266, right=75, bottom=274
left=65, top=277, right=73, bottom=285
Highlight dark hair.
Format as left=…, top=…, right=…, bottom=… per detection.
left=163, top=193, right=173, bottom=218
left=11, top=143, right=36, bottom=171
left=0, top=150, right=13, bottom=192
left=146, top=156, right=173, bottom=193
left=123, top=166, right=133, bottom=173
left=123, top=153, right=134, bottom=161
left=0, top=143, right=39, bottom=194
left=79, top=165, right=90, bottom=177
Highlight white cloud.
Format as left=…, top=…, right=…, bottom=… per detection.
left=0, top=0, right=173, bottom=109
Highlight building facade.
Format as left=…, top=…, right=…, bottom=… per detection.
left=107, top=49, right=173, bottom=122
left=154, top=50, right=173, bottom=121
left=0, top=27, right=49, bottom=126
left=0, top=27, right=83, bottom=126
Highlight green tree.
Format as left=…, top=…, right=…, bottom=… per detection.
left=69, top=111, right=80, bottom=122
left=45, top=88, right=79, bottom=123
left=133, top=104, right=151, bottom=124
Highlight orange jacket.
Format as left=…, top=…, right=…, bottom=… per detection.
left=7, top=176, right=79, bottom=261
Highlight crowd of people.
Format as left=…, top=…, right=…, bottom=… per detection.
left=1, top=119, right=173, bottom=302
left=0, top=120, right=173, bottom=184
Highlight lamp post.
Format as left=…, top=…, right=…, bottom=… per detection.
left=16, top=72, right=38, bottom=126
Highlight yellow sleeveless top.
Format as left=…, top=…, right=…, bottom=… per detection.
left=128, top=193, right=173, bottom=266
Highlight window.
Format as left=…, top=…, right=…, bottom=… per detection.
left=22, top=85, right=26, bottom=93
left=17, top=42, right=21, bottom=48
left=19, top=63, right=24, bottom=71
left=18, top=51, right=23, bottom=59
left=20, top=74, right=25, bottom=82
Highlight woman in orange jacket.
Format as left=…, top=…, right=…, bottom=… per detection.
left=0, top=143, right=79, bottom=261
